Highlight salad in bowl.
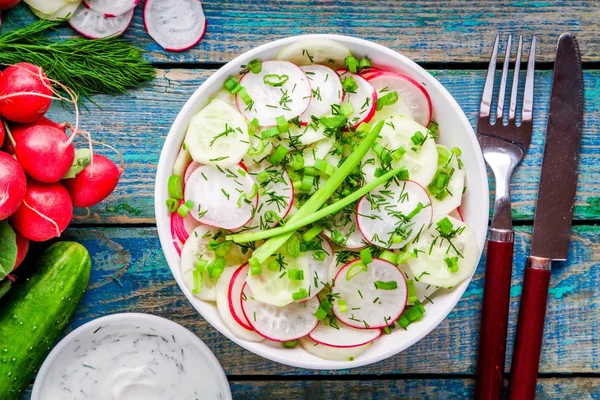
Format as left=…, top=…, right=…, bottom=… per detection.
left=156, top=35, right=488, bottom=369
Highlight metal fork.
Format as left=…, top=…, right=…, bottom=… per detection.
left=475, top=34, right=536, bottom=400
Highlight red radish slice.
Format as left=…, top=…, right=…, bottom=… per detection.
left=143, top=0, right=207, bottom=52
left=217, top=266, right=263, bottom=342
left=323, top=206, right=367, bottom=250
left=241, top=284, right=319, bottom=342
left=300, top=335, right=372, bottom=361
left=184, top=161, right=201, bottom=182
left=367, top=72, right=432, bottom=126
left=338, top=71, right=376, bottom=128
left=228, top=263, right=254, bottom=331
left=359, top=66, right=385, bottom=80
left=83, top=0, right=139, bottom=18
left=69, top=4, right=133, bottom=39
left=304, top=236, right=334, bottom=299
left=236, top=61, right=312, bottom=126
left=356, top=180, right=432, bottom=249
left=172, top=236, right=183, bottom=256
left=449, top=207, right=464, bottom=222
left=367, top=73, right=414, bottom=122
left=309, top=320, right=381, bottom=348
left=242, top=165, right=293, bottom=232
left=170, top=208, right=188, bottom=243
left=299, top=65, right=343, bottom=123
left=332, top=258, right=407, bottom=329
left=184, top=164, right=257, bottom=230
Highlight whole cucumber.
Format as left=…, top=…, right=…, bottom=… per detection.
left=0, top=242, right=91, bottom=399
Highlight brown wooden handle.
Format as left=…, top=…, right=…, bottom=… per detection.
left=508, top=259, right=552, bottom=400
left=475, top=238, right=515, bottom=400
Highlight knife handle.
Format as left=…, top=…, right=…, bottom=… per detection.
left=475, top=229, right=514, bottom=400
left=509, top=257, right=552, bottom=400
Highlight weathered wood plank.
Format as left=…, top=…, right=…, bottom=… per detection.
left=4, top=1, right=600, bottom=64
left=28, top=225, right=597, bottom=375
left=39, top=69, right=600, bottom=224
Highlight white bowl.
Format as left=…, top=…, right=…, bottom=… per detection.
left=31, top=313, right=232, bottom=400
left=155, top=34, right=489, bottom=370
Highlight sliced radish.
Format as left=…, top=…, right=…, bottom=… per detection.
left=304, top=236, right=334, bottom=299
left=338, top=71, right=376, bottom=128
left=367, top=73, right=414, bottom=123
left=356, top=180, right=432, bottom=249
left=242, top=165, right=293, bottom=232
left=172, top=236, right=183, bottom=256
left=69, top=4, right=133, bottom=39
left=407, top=216, right=479, bottom=289
left=332, top=258, right=407, bottom=329
left=367, top=72, right=431, bottom=126
left=185, top=99, right=250, bottom=168
left=83, top=0, right=138, bottom=17
left=143, top=0, right=207, bottom=52
left=184, top=161, right=201, bottom=182
left=299, top=65, right=343, bottom=123
left=229, top=264, right=254, bottom=331
left=275, top=38, right=351, bottom=68
left=236, top=61, right=311, bottom=126
left=184, top=164, right=257, bottom=230
left=359, top=66, right=385, bottom=80
left=322, top=205, right=367, bottom=250
left=217, top=266, right=264, bottom=342
left=241, top=284, right=319, bottom=342
left=309, top=320, right=380, bottom=348
left=299, top=335, right=372, bottom=361
left=170, top=203, right=200, bottom=243
left=449, top=207, right=464, bottom=222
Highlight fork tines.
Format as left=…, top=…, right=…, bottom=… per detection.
left=479, top=34, right=536, bottom=126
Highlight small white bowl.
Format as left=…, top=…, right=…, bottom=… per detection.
left=155, top=34, right=489, bottom=370
left=31, top=313, right=232, bottom=400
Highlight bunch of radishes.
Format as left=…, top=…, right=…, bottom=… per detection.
left=0, top=62, right=122, bottom=270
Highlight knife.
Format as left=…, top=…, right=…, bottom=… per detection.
left=508, top=33, right=583, bottom=400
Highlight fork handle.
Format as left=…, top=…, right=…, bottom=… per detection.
left=475, top=229, right=514, bottom=400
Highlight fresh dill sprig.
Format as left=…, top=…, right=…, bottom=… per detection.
left=0, top=19, right=155, bottom=102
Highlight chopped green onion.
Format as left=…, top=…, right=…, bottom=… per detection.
left=436, top=145, right=452, bottom=166
left=292, top=288, right=308, bottom=301
left=286, top=235, right=301, bottom=258
left=215, top=242, right=231, bottom=257
left=314, top=158, right=335, bottom=176
left=247, top=139, right=265, bottom=156
left=289, top=152, right=305, bottom=170
left=374, top=280, right=398, bottom=290
left=392, top=146, right=406, bottom=161
left=372, top=142, right=392, bottom=164
left=359, top=248, right=373, bottom=265
left=359, top=56, right=372, bottom=69
left=248, top=118, right=260, bottom=135
left=314, top=307, right=328, bottom=320
left=356, top=122, right=371, bottom=135
left=452, top=147, right=462, bottom=156
left=312, top=250, right=327, bottom=261
left=382, top=326, right=392, bottom=335
left=376, top=91, right=399, bottom=111
left=249, top=257, right=261, bottom=272
left=224, top=76, right=241, bottom=94
left=261, top=127, right=280, bottom=139
left=338, top=299, right=348, bottom=313
left=342, top=76, right=359, bottom=93
left=268, top=145, right=288, bottom=165
left=397, top=250, right=416, bottom=265
left=283, top=340, right=298, bottom=349
left=397, top=302, right=426, bottom=328
left=436, top=217, right=454, bottom=235
left=340, top=102, right=354, bottom=116
left=407, top=279, right=417, bottom=303
left=267, top=259, right=279, bottom=271
left=300, top=173, right=314, bottom=192
left=287, top=269, right=304, bottom=281
left=208, top=257, right=226, bottom=279
left=344, top=55, right=359, bottom=73
left=320, top=115, right=347, bottom=129
left=320, top=299, right=333, bottom=312
left=195, top=259, right=208, bottom=271
left=248, top=58, right=262, bottom=74
left=238, top=87, right=253, bottom=105
left=428, top=121, right=440, bottom=136
left=391, top=235, right=404, bottom=244
left=276, top=115, right=289, bottom=133
left=346, top=261, right=367, bottom=280
left=263, top=74, right=289, bottom=87
left=330, top=230, right=345, bottom=245
left=192, top=269, right=203, bottom=294
left=379, top=250, right=398, bottom=265
left=238, top=168, right=247, bottom=176
left=444, top=256, right=459, bottom=273
left=411, top=131, right=426, bottom=146
left=406, top=203, right=424, bottom=220
left=302, top=226, right=323, bottom=242
left=168, top=175, right=184, bottom=199
left=257, top=171, right=270, bottom=184
left=177, top=200, right=195, bottom=218
left=250, top=262, right=263, bottom=276
left=166, top=198, right=179, bottom=213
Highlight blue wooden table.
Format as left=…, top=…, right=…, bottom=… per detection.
left=5, top=1, right=599, bottom=398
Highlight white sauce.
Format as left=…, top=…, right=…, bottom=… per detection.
left=38, top=320, right=225, bottom=400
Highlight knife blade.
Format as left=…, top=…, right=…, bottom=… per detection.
left=530, top=33, right=583, bottom=261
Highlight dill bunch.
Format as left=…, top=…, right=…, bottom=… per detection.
left=0, top=19, right=156, bottom=101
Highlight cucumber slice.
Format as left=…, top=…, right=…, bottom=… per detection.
left=184, top=164, right=257, bottom=230
left=309, top=320, right=380, bottom=348
left=173, top=145, right=192, bottom=177
left=212, top=88, right=238, bottom=109
left=185, top=98, right=250, bottom=167
left=302, top=137, right=335, bottom=168
left=289, top=122, right=328, bottom=146
left=339, top=71, right=377, bottom=128
left=216, top=266, right=264, bottom=342
left=299, top=335, right=372, bottom=361
left=243, top=135, right=274, bottom=167
left=397, top=261, right=440, bottom=304
left=356, top=180, right=432, bottom=249
left=236, top=61, right=311, bottom=126
left=407, top=216, right=479, bottom=288
left=241, top=284, right=319, bottom=341
left=275, top=38, right=351, bottom=68
left=429, top=145, right=466, bottom=221
left=332, top=258, right=407, bottom=329
left=299, top=65, right=343, bottom=123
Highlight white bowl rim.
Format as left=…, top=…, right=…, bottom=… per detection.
left=31, top=313, right=232, bottom=400
left=154, top=33, right=489, bottom=370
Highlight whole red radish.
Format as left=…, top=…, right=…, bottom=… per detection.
left=10, top=179, right=73, bottom=242
left=0, top=0, right=20, bottom=10
left=0, top=151, right=26, bottom=220
left=64, top=154, right=122, bottom=207
left=15, top=125, right=74, bottom=183
left=2, top=117, right=67, bottom=154
left=0, top=62, right=52, bottom=123
left=12, top=231, right=29, bottom=271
